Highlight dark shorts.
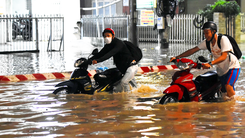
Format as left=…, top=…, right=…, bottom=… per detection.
left=219, top=68, right=240, bottom=92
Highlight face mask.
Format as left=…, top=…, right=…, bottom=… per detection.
left=104, top=37, right=112, bottom=44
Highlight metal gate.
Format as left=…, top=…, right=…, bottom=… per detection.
left=0, top=14, right=64, bottom=53
left=170, top=14, right=207, bottom=43
left=81, top=14, right=206, bottom=44
left=81, top=15, right=129, bottom=46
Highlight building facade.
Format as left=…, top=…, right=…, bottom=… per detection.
left=80, top=0, right=129, bottom=17
left=0, top=0, right=80, bottom=41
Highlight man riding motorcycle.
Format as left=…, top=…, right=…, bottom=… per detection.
left=89, top=28, right=139, bottom=92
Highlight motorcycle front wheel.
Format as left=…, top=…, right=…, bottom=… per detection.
left=159, top=94, right=178, bottom=104
left=53, top=87, right=71, bottom=95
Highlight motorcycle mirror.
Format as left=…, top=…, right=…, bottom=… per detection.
left=92, top=49, right=99, bottom=55
left=198, top=56, right=208, bottom=62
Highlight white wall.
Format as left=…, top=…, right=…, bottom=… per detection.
left=12, top=0, right=28, bottom=14
left=0, top=0, right=80, bottom=44
left=60, top=0, right=80, bottom=41
left=32, top=0, right=80, bottom=41
left=0, top=0, right=8, bottom=43
left=32, top=0, right=62, bottom=15
left=0, top=0, right=5, bottom=14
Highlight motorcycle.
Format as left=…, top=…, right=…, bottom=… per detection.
left=53, top=49, right=136, bottom=95
left=12, top=16, right=32, bottom=40
left=159, top=56, right=223, bottom=104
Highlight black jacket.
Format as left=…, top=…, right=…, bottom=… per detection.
left=90, top=37, right=134, bottom=74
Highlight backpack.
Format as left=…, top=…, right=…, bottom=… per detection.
left=206, top=34, right=242, bottom=59
left=123, top=40, right=143, bottom=62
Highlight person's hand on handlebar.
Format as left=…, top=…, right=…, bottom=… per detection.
left=202, top=63, right=212, bottom=69
left=92, top=60, right=97, bottom=65
left=170, top=57, right=177, bottom=62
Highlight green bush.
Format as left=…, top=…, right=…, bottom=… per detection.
left=198, top=0, right=240, bottom=21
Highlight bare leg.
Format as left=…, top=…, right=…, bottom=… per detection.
left=225, top=84, right=235, bottom=97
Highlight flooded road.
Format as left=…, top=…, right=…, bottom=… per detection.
left=1, top=63, right=245, bottom=137
left=0, top=41, right=245, bottom=137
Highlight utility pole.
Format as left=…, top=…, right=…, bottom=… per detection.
left=95, top=0, right=100, bottom=38
left=129, top=0, right=138, bottom=46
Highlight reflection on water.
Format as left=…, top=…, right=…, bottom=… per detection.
left=0, top=68, right=245, bottom=137
left=0, top=42, right=211, bottom=76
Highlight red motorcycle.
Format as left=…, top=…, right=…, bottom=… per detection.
left=159, top=56, right=223, bottom=104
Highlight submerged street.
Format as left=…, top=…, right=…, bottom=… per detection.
left=0, top=59, right=245, bottom=137
left=1, top=0, right=245, bottom=137
left=0, top=41, right=245, bottom=137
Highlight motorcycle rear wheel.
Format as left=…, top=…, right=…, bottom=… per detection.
left=53, top=87, right=71, bottom=95
left=159, top=94, right=178, bottom=104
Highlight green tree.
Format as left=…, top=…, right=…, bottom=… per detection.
left=198, top=0, right=240, bottom=21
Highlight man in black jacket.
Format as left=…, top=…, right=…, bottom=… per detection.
left=90, top=28, right=138, bottom=92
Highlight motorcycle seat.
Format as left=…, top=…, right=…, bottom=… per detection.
left=194, top=71, right=219, bottom=84
left=198, top=71, right=217, bottom=78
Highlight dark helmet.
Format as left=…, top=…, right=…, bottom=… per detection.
left=202, top=21, right=217, bottom=32
left=102, top=28, right=115, bottom=37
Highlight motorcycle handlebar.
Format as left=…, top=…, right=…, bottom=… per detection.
left=87, top=59, right=93, bottom=65
left=196, top=63, right=202, bottom=69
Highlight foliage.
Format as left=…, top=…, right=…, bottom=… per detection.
left=198, top=0, right=240, bottom=21
left=198, top=5, right=213, bottom=21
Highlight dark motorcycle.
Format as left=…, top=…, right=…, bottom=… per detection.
left=12, top=17, right=32, bottom=40
left=53, top=49, right=136, bottom=95
left=159, top=56, right=223, bottom=104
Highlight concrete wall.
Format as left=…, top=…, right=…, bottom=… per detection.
left=80, top=0, right=92, bottom=17
left=241, top=0, right=245, bottom=13
left=214, top=12, right=244, bottom=44
left=0, top=0, right=12, bottom=43
left=1, top=0, right=80, bottom=43
left=61, top=0, right=80, bottom=41
left=185, top=0, right=216, bottom=14
left=12, top=0, right=27, bottom=14
left=116, top=0, right=123, bottom=15
left=32, top=0, right=62, bottom=15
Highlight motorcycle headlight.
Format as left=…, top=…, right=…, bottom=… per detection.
left=176, top=62, right=189, bottom=70
left=74, top=59, right=84, bottom=67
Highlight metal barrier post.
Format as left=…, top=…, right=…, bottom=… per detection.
left=81, top=18, right=83, bottom=40
left=35, top=18, right=39, bottom=50
left=62, top=17, right=64, bottom=51
left=6, top=15, right=10, bottom=42
left=50, top=18, right=53, bottom=51
left=47, top=18, right=53, bottom=51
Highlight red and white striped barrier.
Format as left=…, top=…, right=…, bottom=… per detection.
left=0, top=65, right=178, bottom=82
left=137, top=65, right=178, bottom=73
left=0, top=72, right=72, bottom=82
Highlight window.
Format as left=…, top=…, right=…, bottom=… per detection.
left=105, top=2, right=109, bottom=15
left=99, top=2, right=103, bottom=15
left=92, top=2, right=96, bottom=15
left=92, top=1, right=117, bottom=16
left=111, top=4, right=116, bottom=15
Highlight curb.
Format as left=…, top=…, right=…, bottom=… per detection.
left=0, top=65, right=178, bottom=82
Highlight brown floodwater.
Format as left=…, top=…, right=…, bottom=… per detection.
left=0, top=66, right=245, bottom=138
